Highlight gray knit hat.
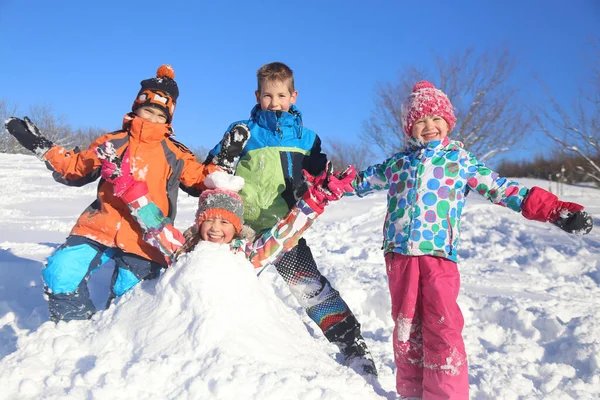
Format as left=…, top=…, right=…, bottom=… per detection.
left=195, top=189, right=244, bottom=233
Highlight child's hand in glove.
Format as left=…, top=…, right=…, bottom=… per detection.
left=212, top=124, right=251, bottom=174
left=302, top=162, right=355, bottom=213
left=4, top=117, right=54, bottom=159
left=550, top=201, right=594, bottom=235
left=95, top=143, right=136, bottom=197
left=522, top=186, right=593, bottom=235
left=327, top=165, right=357, bottom=199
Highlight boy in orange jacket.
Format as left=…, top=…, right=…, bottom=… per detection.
left=4, top=65, right=245, bottom=322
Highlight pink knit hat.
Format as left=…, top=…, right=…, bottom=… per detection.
left=401, top=80, right=456, bottom=136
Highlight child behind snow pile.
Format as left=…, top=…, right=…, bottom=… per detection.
left=95, top=141, right=356, bottom=271
left=350, top=81, right=594, bottom=399
left=4, top=65, right=230, bottom=323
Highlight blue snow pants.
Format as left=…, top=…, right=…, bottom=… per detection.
left=42, top=235, right=161, bottom=322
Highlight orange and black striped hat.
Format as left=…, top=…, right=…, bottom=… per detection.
left=132, top=64, right=179, bottom=123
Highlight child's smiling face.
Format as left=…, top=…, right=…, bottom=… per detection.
left=255, top=79, right=298, bottom=112
left=411, top=115, right=449, bottom=143
left=200, top=218, right=236, bottom=244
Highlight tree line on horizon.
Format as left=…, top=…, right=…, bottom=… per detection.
left=1, top=41, right=598, bottom=187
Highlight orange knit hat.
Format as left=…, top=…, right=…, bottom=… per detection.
left=132, top=64, right=179, bottom=123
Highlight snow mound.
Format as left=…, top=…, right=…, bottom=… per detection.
left=0, top=241, right=379, bottom=400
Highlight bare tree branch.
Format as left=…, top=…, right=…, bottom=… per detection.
left=361, top=47, right=530, bottom=162
left=324, top=139, right=374, bottom=172
left=534, top=36, right=600, bottom=186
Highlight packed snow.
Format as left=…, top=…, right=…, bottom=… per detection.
left=0, top=153, right=599, bottom=399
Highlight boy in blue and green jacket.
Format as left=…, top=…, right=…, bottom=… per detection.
left=205, top=62, right=377, bottom=377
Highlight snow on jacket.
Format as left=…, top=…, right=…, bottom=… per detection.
left=43, top=114, right=219, bottom=265
left=206, top=105, right=327, bottom=232
left=352, top=137, right=530, bottom=262
left=120, top=179, right=323, bottom=269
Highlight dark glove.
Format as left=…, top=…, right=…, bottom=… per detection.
left=522, top=186, right=593, bottom=235
left=212, top=123, right=250, bottom=174
left=4, top=117, right=54, bottom=159
left=552, top=206, right=593, bottom=235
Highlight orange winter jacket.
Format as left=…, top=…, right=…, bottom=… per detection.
left=44, top=114, right=219, bottom=265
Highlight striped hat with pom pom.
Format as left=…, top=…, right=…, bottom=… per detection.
left=196, top=189, right=245, bottom=234
left=132, top=64, right=179, bottom=123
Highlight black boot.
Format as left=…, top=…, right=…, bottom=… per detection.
left=323, top=314, right=378, bottom=376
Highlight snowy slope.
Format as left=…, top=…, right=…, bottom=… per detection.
left=0, top=153, right=599, bottom=399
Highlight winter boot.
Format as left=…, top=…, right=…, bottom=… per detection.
left=324, top=314, right=378, bottom=377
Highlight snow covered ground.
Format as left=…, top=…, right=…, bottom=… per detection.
left=0, top=153, right=599, bottom=400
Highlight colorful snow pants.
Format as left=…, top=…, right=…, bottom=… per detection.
left=42, top=235, right=161, bottom=322
left=274, top=238, right=359, bottom=343
left=385, top=253, right=468, bottom=399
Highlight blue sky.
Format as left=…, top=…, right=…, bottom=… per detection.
left=1, top=0, right=598, bottom=167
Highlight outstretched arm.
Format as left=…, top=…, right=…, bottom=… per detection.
left=242, top=163, right=356, bottom=268
left=351, top=155, right=398, bottom=197
left=5, top=116, right=106, bottom=180
left=465, top=152, right=593, bottom=235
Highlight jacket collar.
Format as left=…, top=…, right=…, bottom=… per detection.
left=406, top=136, right=459, bottom=152
left=250, top=104, right=304, bottom=137
left=122, top=113, right=172, bottom=143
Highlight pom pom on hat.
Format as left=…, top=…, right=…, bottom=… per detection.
left=401, top=80, right=456, bottom=136
left=132, top=64, right=179, bottom=123
left=156, top=64, right=175, bottom=80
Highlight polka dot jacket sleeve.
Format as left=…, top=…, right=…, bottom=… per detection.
left=464, top=151, right=530, bottom=212
left=352, top=155, right=399, bottom=197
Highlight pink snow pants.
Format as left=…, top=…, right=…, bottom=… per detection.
left=385, top=253, right=468, bottom=400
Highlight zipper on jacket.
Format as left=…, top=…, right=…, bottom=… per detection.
left=276, top=111, right=283, bottom=137
left=446, top=214, right=453, bottom=255
left=407, top=153, right=421, bottom=251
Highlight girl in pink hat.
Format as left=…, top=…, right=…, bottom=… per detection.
left=349, top=81, right=593, bottom=399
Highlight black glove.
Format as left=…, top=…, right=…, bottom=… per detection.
left=5, top=117, right=54, bottom=159
left=553, top=210, right=594, bottom=235
left=212, top=123, right=250, bottom=174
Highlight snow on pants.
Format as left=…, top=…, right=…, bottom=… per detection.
left=274, top=238, right=357, bottom=342
left=42, top=235, right=161, bottom=322
left=385, top=253, right=468, bottom=400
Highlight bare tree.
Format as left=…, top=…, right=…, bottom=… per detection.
left=190, top=146, right=211, bottom=162
left=0, top=99, right=21, bottom=153
left=26, top=104, right=75, bottom=150
left=534, top=38, right=600, bottom=186
left=72, top=126, right=109, bottom=150
left=362, top=47, right=531, bottom=162
left=1, top=101, right=113, bottom=155
left=325, top=139, right=374, bottom=171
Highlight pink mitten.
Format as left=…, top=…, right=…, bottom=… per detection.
left=95, top=143, right=136, bottom=197
left=522, top=186, right=592, bottom=234
left=327, top=165, right=357, bottom=200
